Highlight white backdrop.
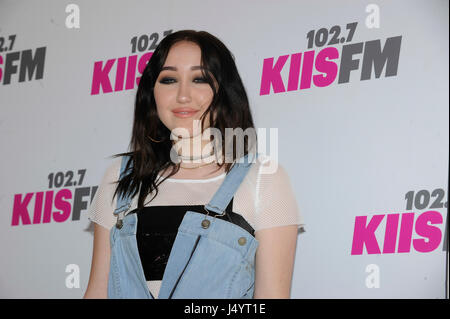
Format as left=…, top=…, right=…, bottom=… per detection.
left=0, top=0, right=448, bottom=298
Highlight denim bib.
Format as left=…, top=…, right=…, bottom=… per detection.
left=108, top=152, right=259, bottom=299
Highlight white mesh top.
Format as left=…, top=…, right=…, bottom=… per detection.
left=87, top=154, right=305, bottom=298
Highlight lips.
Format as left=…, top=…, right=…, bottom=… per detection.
left=172, top=107, right=199, bottom=118
left=172, top=107, right=198, bottom=113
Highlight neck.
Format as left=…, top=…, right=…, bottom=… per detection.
left=173, top=134, right=216, bottom=162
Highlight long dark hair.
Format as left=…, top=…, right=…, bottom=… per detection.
left=110, top=30, right=257, bottom=209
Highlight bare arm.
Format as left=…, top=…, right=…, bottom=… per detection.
left=83, top=223, right=111, bottom=299
left=253, top=224, right=298, bottom=298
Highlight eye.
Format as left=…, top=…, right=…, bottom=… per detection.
left=158, top=77, right=208, bottom=84
left=159, top=77, right=175, bottom=84
left=194, top=77, right=207, bottom=83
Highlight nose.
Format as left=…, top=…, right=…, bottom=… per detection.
left=176, top=80, right=192, bottom=103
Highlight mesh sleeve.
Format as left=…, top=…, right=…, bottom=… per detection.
left=87, top=158, right=121, bottom=230
left=255, top=158, right=305, bottom=232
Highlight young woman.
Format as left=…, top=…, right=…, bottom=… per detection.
left=84, top=30, right=304, bottom=299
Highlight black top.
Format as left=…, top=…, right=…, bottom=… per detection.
left=127, top=198, right=255, bottom=281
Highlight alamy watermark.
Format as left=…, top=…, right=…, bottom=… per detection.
left=169, top=120, right=279, bottom=174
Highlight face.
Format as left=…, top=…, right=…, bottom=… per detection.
left=154, top=41, right=217, bottom=139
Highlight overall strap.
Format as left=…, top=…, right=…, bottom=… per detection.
left=113, top=155, right=133, bottom=216
left=204, top=151, right=258, bottom=215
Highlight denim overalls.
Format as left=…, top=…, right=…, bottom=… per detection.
left=108, top=152, right=259, bottom=299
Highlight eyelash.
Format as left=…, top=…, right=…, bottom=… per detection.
left=159, top=77, right=208, bottom=84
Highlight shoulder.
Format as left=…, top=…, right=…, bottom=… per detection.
left=252, top=154, right=298, bottom=207
left=100, top=157, right=122, bottom=186
left=240, top=153, right=294, bottom=199
left=87, top=157, right=124, bottom=230
left=253, top=153, right=292, bottom=184
left=249, top=154, right=303, bottom=232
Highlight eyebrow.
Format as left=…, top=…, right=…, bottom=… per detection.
left=160, top=65, right=204, bottom=71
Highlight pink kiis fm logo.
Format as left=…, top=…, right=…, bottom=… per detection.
left=11, top=188, right=96, bottom=225
left=90, top=30, right=172, bottom=95
left=259, top=23, right=402, bottom=95
left=351, top=211, right=444, bottom=255
left=11, top=169, right=97, bottom=226
left=11, top=187, right=97, bottom=226
left=90, top=52, right=152, bottom=95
